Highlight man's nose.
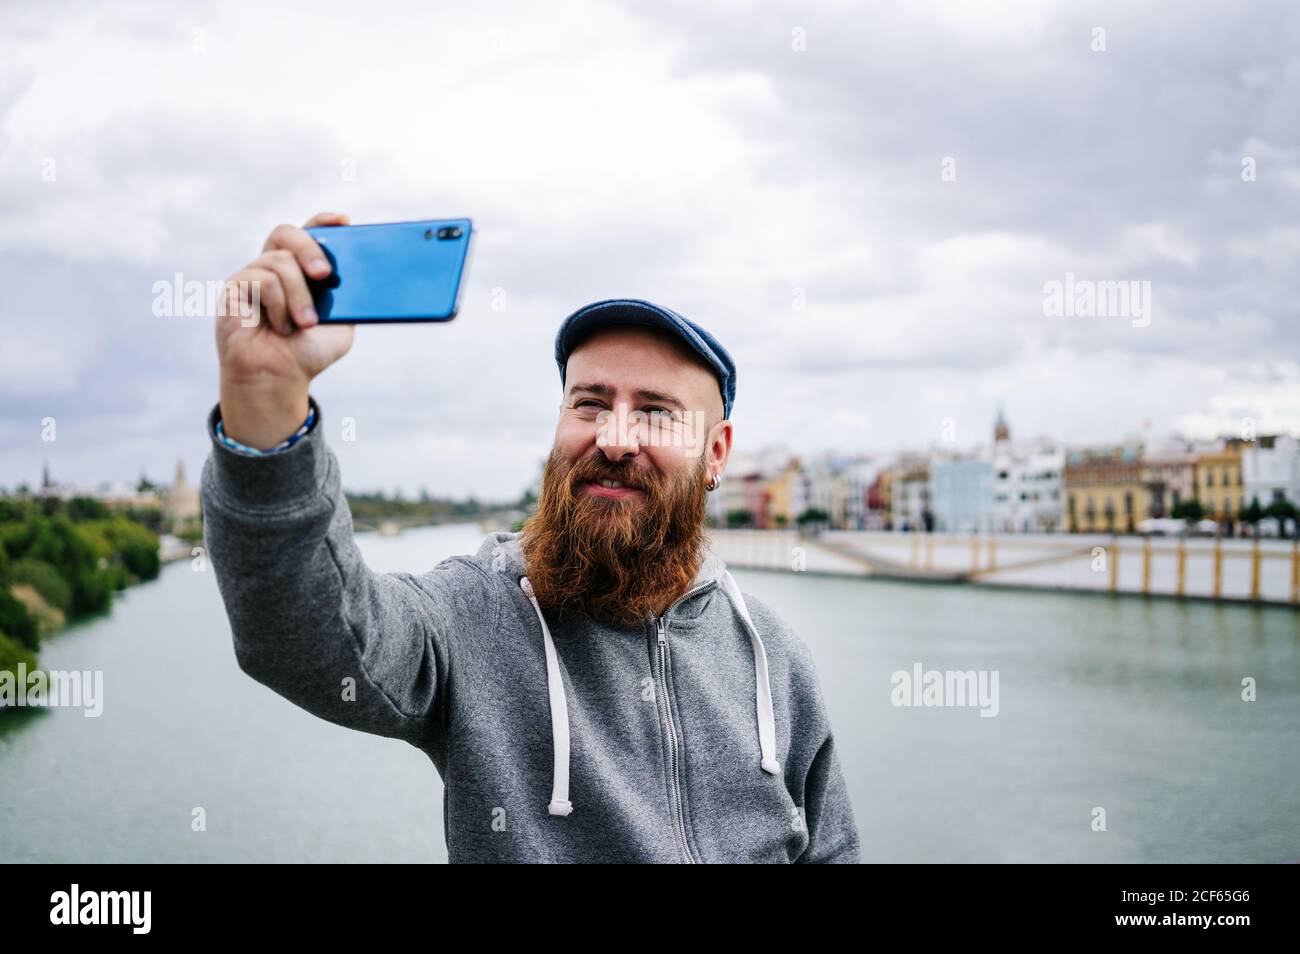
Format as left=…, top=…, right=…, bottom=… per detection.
left=596, top=404, right=646, bottom=461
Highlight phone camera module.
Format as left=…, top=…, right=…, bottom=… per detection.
left=436, top=226, right=463, bottom=240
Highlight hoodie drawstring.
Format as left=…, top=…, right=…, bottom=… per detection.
left=719, top=570, right=783, bottom=776
left=519, top=576, right=574, bottom=817
left=517, top=570, right=780, bottom=819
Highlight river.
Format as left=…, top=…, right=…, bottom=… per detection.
left=2, top=523, right=1297, bottom=862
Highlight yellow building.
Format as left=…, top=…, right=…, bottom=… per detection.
left=1064, top=443, right=1149, bottom=534
left=764, top=459, right=804, bottom=528
left=1194, top=441, right=1245, bottom=526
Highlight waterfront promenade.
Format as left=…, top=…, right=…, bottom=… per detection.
left=709, top=529, right=1300, bottom=606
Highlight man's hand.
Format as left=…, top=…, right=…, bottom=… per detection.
left=216, top=211, right=355, bottom=449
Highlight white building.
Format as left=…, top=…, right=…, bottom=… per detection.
left=842, top=458, right=883, bottom=530
left=709, top=450, right=758, bottom=526
left=804, top=455, right=879, bottom=529
left=992, top=439, right=1065, bottom=532
left=965, top=411, right=1064, bottom=533
left=1242, top=434, right=1300, bottom=509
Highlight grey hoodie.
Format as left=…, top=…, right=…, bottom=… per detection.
left=201, top=396, right=860, bottom=863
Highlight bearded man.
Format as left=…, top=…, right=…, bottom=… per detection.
left=203, top=211, right=860, bottom=864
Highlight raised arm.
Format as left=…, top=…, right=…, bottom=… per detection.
left=202, top=213, right=476, bottom=748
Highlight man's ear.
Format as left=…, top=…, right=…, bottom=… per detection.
left=709, top=418, right=733, bottom=473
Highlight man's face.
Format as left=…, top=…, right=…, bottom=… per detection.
left=554, top=325, right=729, bottom=496
left=520, top=326, right=732, bottom=626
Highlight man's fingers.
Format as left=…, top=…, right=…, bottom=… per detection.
left=263, top=222, right=334, bottom=281
left=220, top=268, right=282, bottom=333
left=242, top=266, right=290, bottom=336
left=234, top=213, right=351, bottom=334
left=252, top=249, right=318, bottom=330
left=303, top=211, right=350, bottom=228
left=219, top=271, right=261, bottom=329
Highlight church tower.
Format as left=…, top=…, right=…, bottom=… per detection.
left=164, top=457, right=201, bottom=523
left=993, top=407, right=1010, bottom=444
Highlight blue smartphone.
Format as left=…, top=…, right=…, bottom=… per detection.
left=304, top=217, right=473, bottom=322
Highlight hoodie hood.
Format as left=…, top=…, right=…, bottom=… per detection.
left=475, top=529, right=780, bottom=818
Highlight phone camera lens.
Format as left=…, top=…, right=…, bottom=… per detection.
left=424, top=229, right=434, bottom=240
left=436, top=226, right=462, bottom=240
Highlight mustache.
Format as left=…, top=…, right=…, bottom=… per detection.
left=566, top=455, right=659, bottom=493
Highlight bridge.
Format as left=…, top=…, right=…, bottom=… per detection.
left=708, top=528, right=1300, bottom=605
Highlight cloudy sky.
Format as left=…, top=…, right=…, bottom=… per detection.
left=2, top=0, right=1298, bottom=499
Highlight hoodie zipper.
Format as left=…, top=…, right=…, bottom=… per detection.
left=654, top=579, right=717, bottom=864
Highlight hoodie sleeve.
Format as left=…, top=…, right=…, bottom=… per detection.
left=796, top=728, right=860, bottom=863
left=742, top=591, right=862, bottom=863
left=791, top=646, right=861, bottom=863
left=199, top=395, right=485, bottom=749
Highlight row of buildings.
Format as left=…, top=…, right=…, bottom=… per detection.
left=707, top=412, right=1300, bottom=536
left=33, top=459, right=202, bottom=530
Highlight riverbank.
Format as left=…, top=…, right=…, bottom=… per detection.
left=0, top=496, right=162, bottom=710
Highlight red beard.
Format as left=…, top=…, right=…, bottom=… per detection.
left=521, top=449, right=709, bottom=628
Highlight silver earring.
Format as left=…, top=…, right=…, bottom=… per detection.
left=706, top=473, right=721, bottom=492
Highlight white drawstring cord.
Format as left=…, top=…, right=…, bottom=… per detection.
left=519, top=576, right=573, bottom=817
left=720, top=571, right=782, bottom=775
left=519, top=569, right=780, bottom=821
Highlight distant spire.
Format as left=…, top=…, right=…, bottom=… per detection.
left=993, top=407, right=1010, bottom=443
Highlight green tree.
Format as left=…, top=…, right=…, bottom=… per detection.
left=78, top=518, right=161, bottom=583
left=1265, top=496, right=1297, bottom=539
left=726, top=509, right=754, bottom=528
left=122, top=506, right=164, bottom=534
left=0, top=632, right=40, bottom=694
left=0, top=589, right=38, bottom=652
left=5, top=558, right=72, bottom=613
left=1, top=515, right=112, bottom=615
left=797, top=507, right=830, bottom=527
left=66, top=496, right=111, bottom=522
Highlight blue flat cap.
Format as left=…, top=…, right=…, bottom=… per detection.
left=554, top=298, right=736, bottom=419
